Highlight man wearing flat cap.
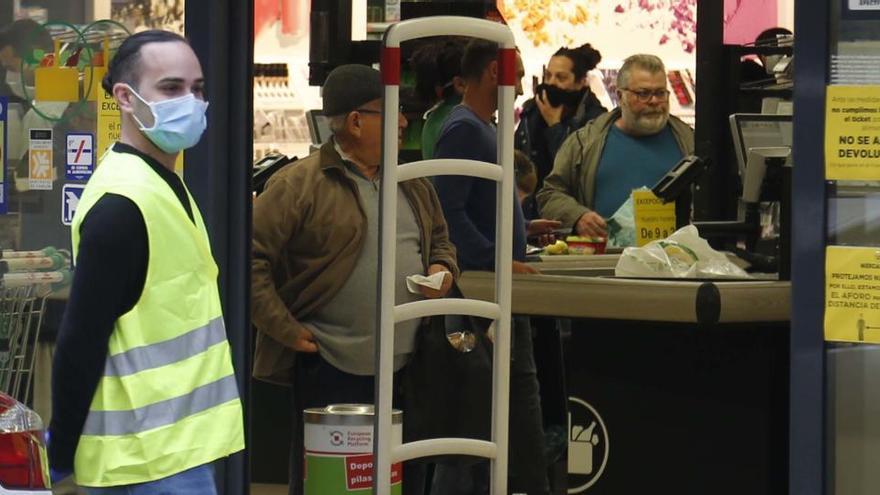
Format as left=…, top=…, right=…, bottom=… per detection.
left=251, top=64, right=458, bottom=495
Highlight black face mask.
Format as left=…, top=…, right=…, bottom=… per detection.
left=536, top=84, right=587, bottom=108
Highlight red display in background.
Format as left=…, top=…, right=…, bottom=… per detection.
left=280, top=0, right=309, bottom=36
left=255, top=0, right=309, bottom=38
left=667, top=70, right=692, bottom=106
left=254, top=0, right=279, bottom=40
left=723, top=0, right=780, bottom=44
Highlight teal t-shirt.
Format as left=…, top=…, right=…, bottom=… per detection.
left=594, top=125, right=682, bottom=218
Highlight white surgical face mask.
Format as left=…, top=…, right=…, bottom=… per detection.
left=5, top=71, right=33, bottom=100
left=126, top=84, right=209, bottom=154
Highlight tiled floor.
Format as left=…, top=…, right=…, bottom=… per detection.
left=251, top=484, right=287, bottom=495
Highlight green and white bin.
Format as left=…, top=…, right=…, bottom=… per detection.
left=303, top=404, right=403, bottom=494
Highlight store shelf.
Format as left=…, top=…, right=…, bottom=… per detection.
left=728, top=44, right=793, bottom=56
left=738, top=86, right=794, bottom=97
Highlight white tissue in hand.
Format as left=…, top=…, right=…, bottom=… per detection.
left=406, top=271, right=448, bottom=293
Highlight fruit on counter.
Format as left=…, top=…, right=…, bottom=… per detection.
left=545, top=239, right=569, bottom=255
left=565, top=235, right=605, bottom=243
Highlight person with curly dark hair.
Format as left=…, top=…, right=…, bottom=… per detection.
left=538, top=54, right=694, bottom=241
left=516, top=43, right=607, bottom=192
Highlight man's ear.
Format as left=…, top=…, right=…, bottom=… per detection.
left=113, top=83, right=136, bottom=113
left=452, top=76, right=465, bottom=94
left=488, top=60, right=499, bottom=84
left=347, top=111, right=362, bottom=138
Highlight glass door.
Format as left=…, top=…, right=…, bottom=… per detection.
left=824, top=1, right=880, bottom=493
left=0, top=2, right=199, bottom=493
left=0, top=0, right=184, bottom=418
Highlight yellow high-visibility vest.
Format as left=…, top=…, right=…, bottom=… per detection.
left=70, top=148, right=244, bottom=487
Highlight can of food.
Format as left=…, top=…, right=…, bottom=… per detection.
left=565, top=235, right=607, bottom=255
left=303, top=404, right=403, bottom=494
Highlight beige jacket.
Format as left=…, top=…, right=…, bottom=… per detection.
left=251, top=142, right=459, bottom=384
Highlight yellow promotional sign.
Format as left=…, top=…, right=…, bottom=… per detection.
left=825, top=245, right=880, bottom=343
left=34, top=67, right=79, bottom=102
left=825, top=85, right=880, bottom=180
left=95, top=37, right=120, bottom=162
left=84, top=67, right=107, bottom=102
left=96, top=88, right=121, bottom=161
left=34, top=39, right=79, bottom=102
left=632, top=190, right=676, bottom=247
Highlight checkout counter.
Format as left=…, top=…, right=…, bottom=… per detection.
left=458, top=255, right=790, bottom=495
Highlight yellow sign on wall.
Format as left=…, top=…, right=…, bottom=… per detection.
left=96, top=88, right=120, bottom=161
left=825, top=85, right=880, bottom=180
left=632, top=190, right=676, bottom=247
left=85, top=67, right=107, bottom=102
left=34, top=67, right=79, bottom=102
left=825, top=245, right=880, bottom=343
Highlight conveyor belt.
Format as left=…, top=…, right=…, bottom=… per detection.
left=458, top=270, right=790, bottom=324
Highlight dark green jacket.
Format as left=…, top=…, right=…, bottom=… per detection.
left=536, top=108, right=694, bottom=228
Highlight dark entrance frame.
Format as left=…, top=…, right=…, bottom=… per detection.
left=789, top=2, right=829, bottom=495
left=185, top=1, right=254, bottom=493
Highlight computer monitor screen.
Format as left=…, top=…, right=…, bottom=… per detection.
left=307, top=110, right=332, bottom=145
left=729, top=113, right=793, bottom=177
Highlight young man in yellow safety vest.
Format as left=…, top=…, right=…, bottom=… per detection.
left=48, top=30, right=244, bottom=494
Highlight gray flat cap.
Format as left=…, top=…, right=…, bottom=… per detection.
left=322, top=64, right=383, bottom=117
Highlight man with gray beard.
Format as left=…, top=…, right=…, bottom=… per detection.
left=536, top=54, right=694, bottom=241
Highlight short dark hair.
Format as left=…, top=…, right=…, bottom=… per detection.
left=461, top=39, right=499, bottom=82
left=410, top=37, right=465, bottom=103
left=101, top=30, right=189, bottom=95
left=0, top=19, right=53, bottom=63
left=553, top=43, right=602, bottom=80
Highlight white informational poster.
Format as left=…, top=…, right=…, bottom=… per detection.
left=65, top=132, right=95, bottom=181
left=28, top=128, right=53, bottom=191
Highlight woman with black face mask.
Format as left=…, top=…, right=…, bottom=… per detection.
left=515, top=43, right=606, bottom=217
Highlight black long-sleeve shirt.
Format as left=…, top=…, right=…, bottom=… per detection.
left=48, top=143, right=194, bottom=471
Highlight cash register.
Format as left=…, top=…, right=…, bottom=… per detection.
left=652, top=113, right=793, bottom=279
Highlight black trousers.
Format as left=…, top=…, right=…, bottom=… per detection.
left=429, top=316, right=550, bottom=495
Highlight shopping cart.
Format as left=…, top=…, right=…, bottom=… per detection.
left=0, top=248, right=71, bottom=404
